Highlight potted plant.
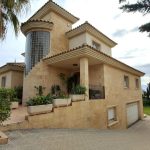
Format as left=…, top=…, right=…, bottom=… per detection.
left=53, top=92, right=71, bottom=107
left=11, top=98, right=19, bottom=109
left=26, top=95, right=53, bottom=115
left=70, top=85, right=86, bottom=102
left=7, top=89, right=19, bottom=109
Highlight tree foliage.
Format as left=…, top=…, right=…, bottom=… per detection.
left=0, top=88, right=11, bottom=125
left=119, top=0, right=150, bottom=36
left=143, top=82, right=150, bottom=99
left=146, top=82, right=150, bottom=99
left=0, top=0, right=30, bottom=40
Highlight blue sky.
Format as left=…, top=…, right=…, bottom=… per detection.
left=0, top=0, right=150, bottom=88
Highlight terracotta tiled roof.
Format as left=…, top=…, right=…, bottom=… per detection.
left=43, top=44, right=144, bottom=76
left=66, top=21, right=117, bottom=47
left=21, top=20, right=53, bottom=26
left=6, top=63, right=25, bottom=68
left=28, top=0, right=50, bottom=21
left=44, top=44, right=87, bottom=60
left=28, top=0, right=79, bottom=23
left=0, top=62, right=24, bottom=74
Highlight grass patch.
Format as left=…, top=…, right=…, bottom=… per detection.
left=143, top=106, right=150, bottom=115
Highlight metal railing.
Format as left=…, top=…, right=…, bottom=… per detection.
left=89, top=84, right=105, bottom=100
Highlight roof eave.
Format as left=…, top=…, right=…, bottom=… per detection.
left=43, top=45, right=144, bottom=77
left=21, top=20, right=54, bottom=36
left=66, top=23, right=117, bottom=48
left=28, top=1, right=79, bottom=24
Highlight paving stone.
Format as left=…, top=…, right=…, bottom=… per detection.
left=1, top=118, right=150, bottom=150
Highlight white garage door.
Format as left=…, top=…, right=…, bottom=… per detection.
left=127, top=102, right=139, bottom=127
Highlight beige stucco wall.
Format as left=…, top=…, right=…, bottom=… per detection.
left=0, top=100, right=107, bottom=132
left=22, top=60, right=143, bottom=129
left=89, top=64, right=104, bottom=86
left=23, top=61, right=70, bottom=104
left=103, top=64, right=143, bottom=129
left=69, top=33, right=112, bottom=56
left=0, top=72, right=12, bottom=88
left=11, top=71, right=24, bottom=88
left=0, top=71, right=23, bottom=88
left=86, top=33, right=111, bottom=56
left=42, top=12, right=72, bottom=56
left=27, top=100, right=107, bottom=129
left=69, top=33, right=87, bottom=49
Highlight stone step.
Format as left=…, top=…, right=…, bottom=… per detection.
left=0, top=131, right=8, bottom=145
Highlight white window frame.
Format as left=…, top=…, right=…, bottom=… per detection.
left=107, top=106, right=117, bottom=125
left=92, top=41, right=101, bottom=51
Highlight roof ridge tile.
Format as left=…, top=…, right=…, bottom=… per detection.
left=66, top=21, right=117, bottom=47
left=27, top=0, right=79, bottom=22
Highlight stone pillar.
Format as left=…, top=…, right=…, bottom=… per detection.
left=80, top=57, right=89, bottom=100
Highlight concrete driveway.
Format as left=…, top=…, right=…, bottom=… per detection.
left=1, top=117, right=150, bottom=150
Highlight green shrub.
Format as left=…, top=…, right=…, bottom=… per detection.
left=7, top=89, right=17, bottom=102
left=71, top=85, right=86, bottom=94
left=0, top=88, right=17, bottom=101
left=14, top=86, right=23, bottom=104
left=0, top=88, right=8, bottom=99
left=0, top=88, right=11, bottom=124
left=59, top=92, right=69, bottom=98
left=26, top=95, right=53, bottom=106
left=52, top=92, right=69, bottom=99
left=143, top=98, right=150, bottom=106
left=0, top=97, right=11, bottom=124
left=11, top=98, right=19, bottom=102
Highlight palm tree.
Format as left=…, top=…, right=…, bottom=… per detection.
left=0, top=0, right=30, bottom=40
left=119, top=0, right=150, bottom=37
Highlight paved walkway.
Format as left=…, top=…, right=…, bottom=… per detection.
left=1, top=117, right=150, bottom=150
left=3, top=106, right=27, bottom=125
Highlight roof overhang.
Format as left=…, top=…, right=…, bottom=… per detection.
left=66, top=22, right=117, bottom=48
left=43, top=45, right=144, bottom=77
left=21, top=20, right=54, bottom=36
left=29, top=1, right=79, bottom=24
left=0, top=63, right=24, bottom=75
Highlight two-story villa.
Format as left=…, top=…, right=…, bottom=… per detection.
left=21, top=0, right=144, bottom=129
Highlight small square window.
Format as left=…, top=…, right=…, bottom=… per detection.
left=135, top=78, right=139, bottom=89
left=92, top=41, right=101, bottom=50
left=108, top=107, right=117, bottom=124
left=124, top=75, right=129, bottom=88
left=1, top=76, right=6, bottom=88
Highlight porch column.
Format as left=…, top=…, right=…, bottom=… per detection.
left=80, top=57, right=89, bottom=100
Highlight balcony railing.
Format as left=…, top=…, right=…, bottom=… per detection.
left=89, top=84, right=105, bottom=100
